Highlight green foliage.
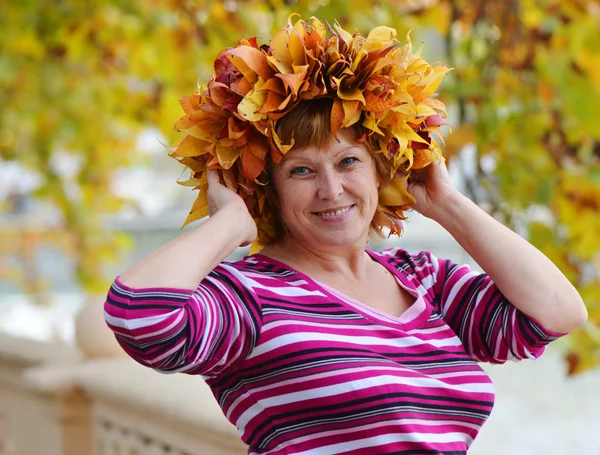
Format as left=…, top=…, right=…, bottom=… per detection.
left=1, top=0, right=598, bottom=371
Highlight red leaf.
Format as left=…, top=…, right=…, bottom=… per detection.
left=424, top=114, right=447, bottom=127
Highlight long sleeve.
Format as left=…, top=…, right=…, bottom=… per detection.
left=429, top=252, right=566, bottom=363
left=104, top=262, right=262, bottom=377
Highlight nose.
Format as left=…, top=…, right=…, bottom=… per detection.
left=316, top=168, right=343, bottom=200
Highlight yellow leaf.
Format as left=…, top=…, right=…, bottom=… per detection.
left=366, top=26, right=397, bottom=42
left=338, top=86, right=366, bottom=104
left=363, top=115, right=385, bottom=136
left=342, top=100, right=361, bottom=127
left=238, top=91, right=266, bottom=122
left=171, top=136, right=207, bottom=158
left=250, top=239, right=263, bottom=255
left=182, top=192, right=209, bottom=228
left=266, top=54, right=292, bottom=75
left=421, top=66, right=451, bottom=95
left=216, top=143, right=242, bottom=169
left=333, top=20, right=354, bottom=46
left=176, top=177, right=203, bottom=187
left=289, top=30, right=307, bottom=67
left=379, top=177, right=416, bottom=206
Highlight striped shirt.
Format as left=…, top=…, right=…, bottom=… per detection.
left=104, top=248, right=563, bottom=455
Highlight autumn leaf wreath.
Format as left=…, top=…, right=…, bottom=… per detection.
left=171, top=15, right=450, bottom=252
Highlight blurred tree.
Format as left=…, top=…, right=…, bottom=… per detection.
left=0, top=0, right=598, bottom=371
left=407, top=0, right=600, bottom=374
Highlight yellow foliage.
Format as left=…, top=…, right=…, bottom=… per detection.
left=1, top=0, right=598, bottom=373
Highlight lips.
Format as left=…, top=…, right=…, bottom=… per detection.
left=313, top=205, right=354, bottom=217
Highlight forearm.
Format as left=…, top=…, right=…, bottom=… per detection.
left=119, top=206, right=247, bottom=290
left=430, top=190, right=587, bottom=333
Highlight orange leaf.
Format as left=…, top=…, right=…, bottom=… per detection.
left=259, top=90, right=286, bottom=113
left=231, top=76, right=253, bottom=96
left=276, top=70, right=308, bottom=97
left=412, top=149, right=437, bottom=170
left=179, top=94, right=202, bottom=115
left=331, top=99, right=344, bottom=138
left=207, top=155, right=220, bottom=169
left=247, top=137, right=268, bottom=160
left=363, top=92, right=401, bottom=113
left=223, top=169, right=238, bottom=191
left=242, top=146, right=265, bottom=180
left=233, top=136, right=248, bottom=148
left=174, top=114, right=200, bottom=132
left=305, top=26, right=322, bottom=50
left=260, top=77, right=287, bottom=95
left=228, top=117, right=246, bottom=140
left=227, top=47, right=273, bottom=80
left=270, top=147, right=283, bottom=163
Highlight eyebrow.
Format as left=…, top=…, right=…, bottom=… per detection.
left=282, top=145, right=363, bottom=164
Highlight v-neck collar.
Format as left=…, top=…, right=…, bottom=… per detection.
left=250, top=249, right=432, bottom=331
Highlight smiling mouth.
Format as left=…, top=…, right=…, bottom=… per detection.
left=313, top=205, right=354, bottom=217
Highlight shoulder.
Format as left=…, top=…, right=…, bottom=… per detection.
left=373, top=247, right=441, bottom=282
left=217, top=255, right=279, bottom=277
left=210, top=254, right=294, bottom=289
left=207, top=256, right=262, bottom=288
left=375, top=247, right=438, bottom=270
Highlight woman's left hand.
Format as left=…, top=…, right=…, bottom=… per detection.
left=406, top=159, right=458, bottom=220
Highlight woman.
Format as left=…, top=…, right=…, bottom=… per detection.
left=104, top=18, right=587, bottom=455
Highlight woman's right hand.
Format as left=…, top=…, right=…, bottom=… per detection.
left=207, top=170, right=257, bottom=247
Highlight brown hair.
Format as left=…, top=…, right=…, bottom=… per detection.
left=262, top=98, right=402, bottom=245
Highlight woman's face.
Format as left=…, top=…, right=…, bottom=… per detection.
left=271, top=132, right=380, bottom=251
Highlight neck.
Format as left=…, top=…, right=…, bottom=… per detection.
left=263, top=235, right=372, bottom=279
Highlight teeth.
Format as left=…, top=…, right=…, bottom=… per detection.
left=318, top=206, right=351, bottom=217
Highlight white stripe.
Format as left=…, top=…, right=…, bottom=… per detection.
left=442, top=270, right=479, bottom=315
left=104, top=309, right=180, bottom=330
left=261, top=319, right=397, bottom=333
left=261, top=419, right=478, bottom=454
left=127, top=311, right=185, bottom=341
left=291, top=431, right=473, bottom=455
left=150, top=339, right=186, bottom=364
left=236, top=374, right=493, bottom=430
left=248, top=330, right=463, bottom=359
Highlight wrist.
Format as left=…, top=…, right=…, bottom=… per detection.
left=211, top=203, right=256, bottom=244
left=426, top=189, right=470, bottom=226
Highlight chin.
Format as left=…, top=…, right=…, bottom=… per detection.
left=308, top=229, right=367, bottom=249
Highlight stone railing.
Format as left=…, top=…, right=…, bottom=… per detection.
left=0, top=332, right=86, bottom=455
left=0, top=315, right=247, bottom=455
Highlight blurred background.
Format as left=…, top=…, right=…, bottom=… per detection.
left=0, top=1, right=599, bottom=454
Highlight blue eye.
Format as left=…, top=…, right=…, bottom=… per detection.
left=290, top=166, right=311, bottom=176
left=340, top=156, right=358, bottom=166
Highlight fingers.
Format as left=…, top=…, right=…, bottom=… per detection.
left=207, top=169, right=220, bottom=187
left=408, top=168, right=427, bottom=183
